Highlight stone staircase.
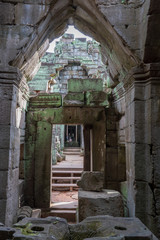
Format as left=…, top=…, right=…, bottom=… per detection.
left=52, top=167, right=82, bottom=191
left=63, top=147, right=82, bottom=155
left=49, top=149, right=83, bottom=222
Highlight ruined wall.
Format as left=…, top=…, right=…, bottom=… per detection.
left=29, top=34, right=107, bottom=95
left=110, top=63, right=160, bottom=237
left=0, top=0, right=160, bottom=236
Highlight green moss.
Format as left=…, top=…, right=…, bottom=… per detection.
left=16, top=223, right=38, bottom=236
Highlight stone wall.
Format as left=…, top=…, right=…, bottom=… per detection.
left=0, top=0, right=160, bottom=238
left=110, top=64, right=160, bottom=237
left=25, top=103, right=106, bottom=208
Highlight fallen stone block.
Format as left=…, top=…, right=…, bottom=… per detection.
left=77, top=171, right=104, bottom=192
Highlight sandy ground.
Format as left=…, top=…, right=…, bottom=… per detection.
left=51, top=191, right=78, bottom=202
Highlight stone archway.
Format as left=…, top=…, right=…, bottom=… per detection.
left=1, top=1, right=160, bottom=237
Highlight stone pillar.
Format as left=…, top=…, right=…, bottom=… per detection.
left=0, top=67, right=23, bottom=226
left=105, top=105, right=119, bottom=190
left=34, top=121, right=52, bottom=208
left=83, top=125, right=91, bottom=171
left=124, top=64, right=160, bottom=237
left=81, top=125, right=84, bottom=149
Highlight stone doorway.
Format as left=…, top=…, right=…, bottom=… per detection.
left=51, top=141, right=84, bottom=223
left=25, top=91, right=107, bottom=212
left=50, top=123, right=85, bottom=222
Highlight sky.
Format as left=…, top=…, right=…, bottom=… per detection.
left=47, top=26, right=92, bottom=53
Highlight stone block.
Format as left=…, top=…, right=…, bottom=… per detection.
left=0, top=25, right=34, bottom=65
left=63, top=92, right=84, bottom=106
left=106, top=148, right=118, bottom=181
left=106, top=131, right=117, bottom=147
left=153, top=150, right=160, bottom=187
left=135, top=181, right=155, bottom=216
left=0, top=100, right=12, bottom=125
left=0, top=149, right=10, bottom=170
left=68, top=78, right=103, bottom=92
left=117, top=145, right=126, bottom=182
left=86, top=91, right=108, bottom=107
left=0, top=171, right=8, bottom=198
left=11, top=148, right=20, bottom=169
left=0, top=3, right=14, bottom=24
left=134, top=144, right=152, bottom=182
left=70, top=215, right=157, bottom=240
left=29, top=93, right=62, bottom=108
left=0, top=84, right=16, bottom=101
left=15, top=3, right=49, bottom=25
left=77, top=171, right=104, bottom=192
left=78, top=189, right=124, bottom=222
left=0, top=199, right=7, bottom=224
left=154, top=188, right=160, bottom=215
left=13, top=216, right=70, bottom=240
left=0, top=125, right=11, bottom=149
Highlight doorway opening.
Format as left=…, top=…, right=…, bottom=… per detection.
left=51, top=124, right=84, bottom=223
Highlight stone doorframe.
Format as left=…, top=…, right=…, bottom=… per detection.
left=24, top=93, right=107, bottom=208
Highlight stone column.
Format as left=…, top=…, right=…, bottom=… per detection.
left=81, top=125, right=84, bottom=149
left=105, top=106, right=119, bottom=190
left=0, top=67, right=22, bottom=226
left=124, top=64, right=160, bottom=237
left=34, top=121, right=52, bottom=208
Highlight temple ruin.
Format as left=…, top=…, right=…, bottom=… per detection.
left=0, top=0, right=160, bottom=239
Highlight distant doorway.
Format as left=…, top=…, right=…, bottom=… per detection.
left=64, top=125, right=83, bottom=148
left=51, top=124, right=84, bottom=223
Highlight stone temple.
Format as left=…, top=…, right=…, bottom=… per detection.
left=0, top=0, right=160, bottom=239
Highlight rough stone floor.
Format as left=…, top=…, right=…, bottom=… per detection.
left=52, top=153, right=83, bottom=170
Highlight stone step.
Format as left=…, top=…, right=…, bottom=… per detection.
left=52, top=176, right=81, bottom=180
left=41, top=209, right=77, bottom=223
left=63, top=152, right=81, bottom=155
left=63, top=148, right=81, bottom=152
left=52, top=170, right=82, bottom=174
left=52, top=183, right=78, bottom=187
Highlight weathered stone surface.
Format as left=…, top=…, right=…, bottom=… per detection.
left=68, top=79, right=103, bottom=92
left=63, top=92, right=84, bottom=106
left=69, top=215, right=158, bottom=240
left=13, top=217, right=70, bottom=240
left=78, top=189, right=124, bottom=221
left=15, top=3, right=49, bottom=25
left=77, top=171, right=104, bottom=192
left=86, top=91, right=108, bottom=107
left=29, top=93, right=62, bottom=108
left=0, top=3, right=15, bottom=24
